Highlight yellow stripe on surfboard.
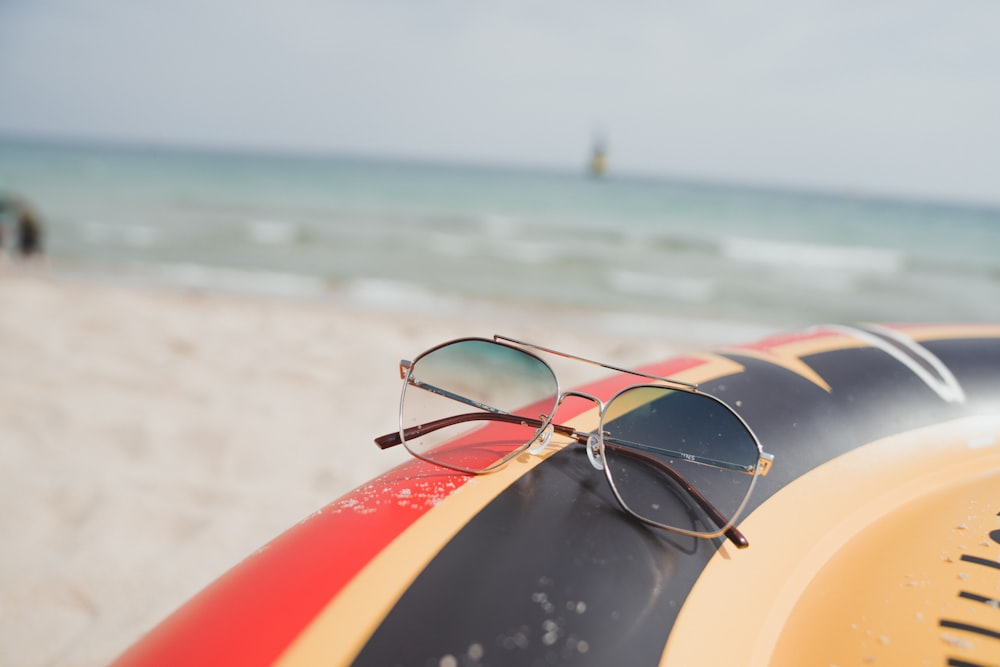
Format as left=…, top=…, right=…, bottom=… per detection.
left=274, top=441, right=571, bottom=667
left=660, top=414, right=1000, bottom=666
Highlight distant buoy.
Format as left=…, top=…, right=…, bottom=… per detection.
left=589, top=129, right=608, bottom=177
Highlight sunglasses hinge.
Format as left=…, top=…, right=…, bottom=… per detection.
left=757, top=452, right=775, bottom=476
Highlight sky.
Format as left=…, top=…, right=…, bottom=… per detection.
left=1, top=0, right=999, bottom=206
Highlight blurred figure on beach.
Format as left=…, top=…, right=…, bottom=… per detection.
left=0, top=195, right=45, bottom=262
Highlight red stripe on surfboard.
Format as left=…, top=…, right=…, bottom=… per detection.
left=111, top=355, right=711, bottom=667
left=111, top=458, right=464, bottom=667
left=725, top=327, right=841, bottom=354
left=638, top=355, right=713, bottom=380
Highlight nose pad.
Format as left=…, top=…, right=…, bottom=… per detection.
left=528, top=423, right=555, bottom=455
left=586, top=433, right=604, bottom=470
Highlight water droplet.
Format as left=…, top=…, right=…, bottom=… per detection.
left=941, top=633, right=973, bottom=650
left=467, top=643, right=484, bottom=661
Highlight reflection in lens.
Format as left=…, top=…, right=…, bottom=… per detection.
left=400, top=339, right=559, bottom=472
left=601, top=386, right=759, bottom=536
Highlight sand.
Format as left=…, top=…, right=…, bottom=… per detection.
left=0, top=269, right=696, bottom=667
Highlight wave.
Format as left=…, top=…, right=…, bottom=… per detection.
left=425, top=232, right=477, bottom=258
left=246, top=219, right=301, bottom=245
left=150, top=263, right=328, bottom=298
left=609, top=271, right=715, bottom=302
left=721, top=236, right=904, bottom=274
left=343, top=278, right=466, bottom=313
left=478, top=213, right=523, bottom=237
left=81, top=221, right=162, bottom=248
left=486, top=238, right=562, bottom=265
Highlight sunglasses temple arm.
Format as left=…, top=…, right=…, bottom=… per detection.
left=374, top=412, right=575, bottom=450
left=601, top=444, right=749, bottom=549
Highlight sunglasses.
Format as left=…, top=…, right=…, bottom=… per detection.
left=375, top=336, right=773, bottom=548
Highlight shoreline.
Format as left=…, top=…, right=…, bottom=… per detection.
left=46, top=255, right=784, bottom=348
left=0, top=268, right=716, bottom=666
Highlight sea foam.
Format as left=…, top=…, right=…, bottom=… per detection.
left=722, top=237, right=904, bottom=274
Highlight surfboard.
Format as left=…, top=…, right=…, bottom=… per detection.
left=112, top=323, right=1000, bottom=667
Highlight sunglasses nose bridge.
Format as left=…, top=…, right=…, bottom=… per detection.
left=527, top=390, right=595, bottom=457
left=545, top=390, right=606, bottom=469
left=557, top=391, right=608, bottom=473
left=555, top=390, right=605, bottom=418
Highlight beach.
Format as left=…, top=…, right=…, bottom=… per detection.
left=0, top=269, right=690, bottom=667
left=2, top=139, right=998, bottom=666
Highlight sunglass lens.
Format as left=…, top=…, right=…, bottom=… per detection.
left=601, top=386, right=760, bottom=537
left=400, top=340, right=559, bottom=472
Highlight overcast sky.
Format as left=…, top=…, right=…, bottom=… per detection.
left=1, top=0, right=998, bottom=205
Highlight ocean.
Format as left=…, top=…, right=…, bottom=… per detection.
left=1, top=138, right=998, bottom=342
